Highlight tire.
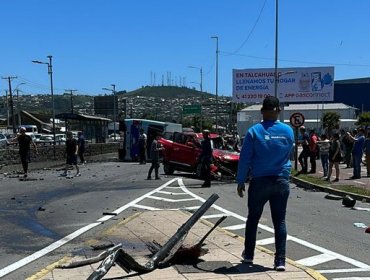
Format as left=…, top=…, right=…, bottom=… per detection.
left=195, top=163, right=203, bottom=179
left=163, top=164, right=174, bottom=175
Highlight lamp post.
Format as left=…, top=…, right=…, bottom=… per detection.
left=274, top=0, right=279, bottom=99
left=188, top=66, right=203, bottom=92
left=1, top=76, right=17, bottom=133
left=14, top=82, right=26, bottom=126
left=211, top=36, right=219, bottom=132
left=102, top=84, right=117, bottom=141
left=32, top=56, right=56, bottom=159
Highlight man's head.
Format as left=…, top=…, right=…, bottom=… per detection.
left=67, top=131, right=73, bottom=139
left=20, top=127, right=26, bottom=134
left=202, top=129, right=210, bottom=139
left=140, top=128, right=144, bottom=134
left=261, top=96, right=280, bottom=120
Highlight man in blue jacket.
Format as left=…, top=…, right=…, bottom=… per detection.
left=236, top=96, right=294, bottom=272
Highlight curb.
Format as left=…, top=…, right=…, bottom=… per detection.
left=291, top=176, right=370, bottom=203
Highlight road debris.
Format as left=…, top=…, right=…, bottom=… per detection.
left=57, top=193, right=223, bottom=279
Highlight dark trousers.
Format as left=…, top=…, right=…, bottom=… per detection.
left=20, top=152, right=30, bottom=174
left=202, top=160, right=211, bottom=186
left=309, top=151, right=317, bottom=172
left=78, top=149, right=85, bottom=163
left=148, top=161, right=159, bottom=178
left=298, top=150, right=309, bottom=172
left=244, top=176, right=290, bottom=262
left=139, top=146, right=146, bottom=163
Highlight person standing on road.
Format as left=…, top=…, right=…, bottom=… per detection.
left=199, top=129, right=212, bottom=188
left=138, top=128, right=147, bottom=164
left=364, top=130, right=370, bottom=177
left=317, top=134, right=330, bottom=178
left=77, top=131, right=86, bottom=164
left=147, top=133, right=164, bottom=180
left=12, top=127, right=38, bottom=178
left=62, top=131, right=80, bottom=177
left=298, top=126, right=310, bottom=173
left=341, top=129, right=354, bottom=168
left=326, top=133, right=341, bottom=182
left=236, top=96, right=294, bottom=272
left=347, top=128, right=365, bottom=179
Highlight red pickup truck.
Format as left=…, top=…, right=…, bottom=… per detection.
left=159, top=132, right=240, bottom=179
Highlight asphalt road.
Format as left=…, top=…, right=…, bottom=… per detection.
left=0, top=161, right=369, bottom=280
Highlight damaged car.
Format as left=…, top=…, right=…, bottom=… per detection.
left=159, top=131, right=240, bottom=180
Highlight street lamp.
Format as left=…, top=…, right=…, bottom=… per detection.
left=211, top=36, right=219, bottom=131
left=102, top=84, right=117, bottom=141
left=32, top=56, right=56, bottom=159
left=274, top=0, right=279, bottom=98
left=14, top=82, right=26, bottom=126
left=188, top=66, right=203, bottom=92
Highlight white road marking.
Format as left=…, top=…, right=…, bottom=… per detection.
left=157, top=190, right=189, bottom=195
left=148, top=195, right=197, bottom=202
left=320, top=268, right=370, bottom=274
left=0, top=177, right=180, bottom=278
left=256, top=237, right=276, bottom=246
left=133, top=204, right=160, bottom=210
left=333, top=277, right=370, bottom=280
left=202, top=213, right=231, bottom=219
left=297, top=253, right=338, bottom=266
left=222, top=224, right=245, bottom=230
left=176, top=178, right=370, bottom=273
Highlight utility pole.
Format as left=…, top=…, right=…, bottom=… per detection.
left=211, top=36, right=219, bottom=132
left=65, top=89, right=77, bottom=113
left=2, top=76, right=17, bottom=133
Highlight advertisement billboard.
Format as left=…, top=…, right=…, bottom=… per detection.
left=232, top=66, right=334, bottom=103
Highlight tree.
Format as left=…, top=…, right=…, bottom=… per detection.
left=322, top=112, right=340, bottom=136
left=355, top=111, right=370, bottom=129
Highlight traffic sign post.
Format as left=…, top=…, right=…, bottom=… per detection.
left=290, top=112, right=305, bottom=170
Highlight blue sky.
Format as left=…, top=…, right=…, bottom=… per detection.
left=1, top=0, right=370, bottom=97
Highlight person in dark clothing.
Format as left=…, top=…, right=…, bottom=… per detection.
left=147, top=134, right=164, bottom=180
left=138, top=128, right=147, bottom=164
left=13, top=127, right=38, bottom=177
left=62, top=131, right=80, bottom=177
left=199, top=130, right=213, bottom=187
left=77, top=131, right=86, bottom=164
left=298, top=126, right=310, bottom=173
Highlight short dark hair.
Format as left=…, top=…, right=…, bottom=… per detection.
left=261, top=96, right=280, bottom=111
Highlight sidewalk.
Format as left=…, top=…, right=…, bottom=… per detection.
left=31, top=210, right=324, bottom=280
left=292, top=159, right=370, bottom=203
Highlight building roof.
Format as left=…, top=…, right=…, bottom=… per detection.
left=335, top=77, right=370, bottom=84
left=241, top=103, right=358, bottom=112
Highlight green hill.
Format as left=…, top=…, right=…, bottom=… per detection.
left=117, top=85, right=213, bottom=98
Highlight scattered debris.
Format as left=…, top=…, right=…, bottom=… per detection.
left=342, top=195, right=356, bottom=207
left=352, top=206, right=370, bottom=211
left=366, top=227, right=370, bottom=234
left=102, top=212, right=117, bottom=216
left=58, top=194, right=222, bottom=279
left=324, top=194, right=343, bottom=200
left=38, top=207, right=46, bottom=211
left=353, top=222, right=367, bottom=228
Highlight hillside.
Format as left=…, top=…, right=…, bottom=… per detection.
left=118, top=85, right=213, bottom=98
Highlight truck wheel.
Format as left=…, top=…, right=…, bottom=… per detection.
left=163, top=164, right=174, bottom=175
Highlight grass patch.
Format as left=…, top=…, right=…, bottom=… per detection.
left=291, top=170, right=370, bottom=197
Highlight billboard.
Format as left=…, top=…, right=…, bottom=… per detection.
left=232, top=66, right=334, bottom=103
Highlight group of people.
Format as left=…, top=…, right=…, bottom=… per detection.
left=298, top=126, right=370, bottom=181
left=13, top=128, right=86, bottom=178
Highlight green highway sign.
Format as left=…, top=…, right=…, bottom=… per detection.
left=183, top=104, right=202, bottom=115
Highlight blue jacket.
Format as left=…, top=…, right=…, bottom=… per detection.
left=237, top=120, right=294, bottom=184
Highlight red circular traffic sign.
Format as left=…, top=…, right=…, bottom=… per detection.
left=290, top=112, right=305, bottom=128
